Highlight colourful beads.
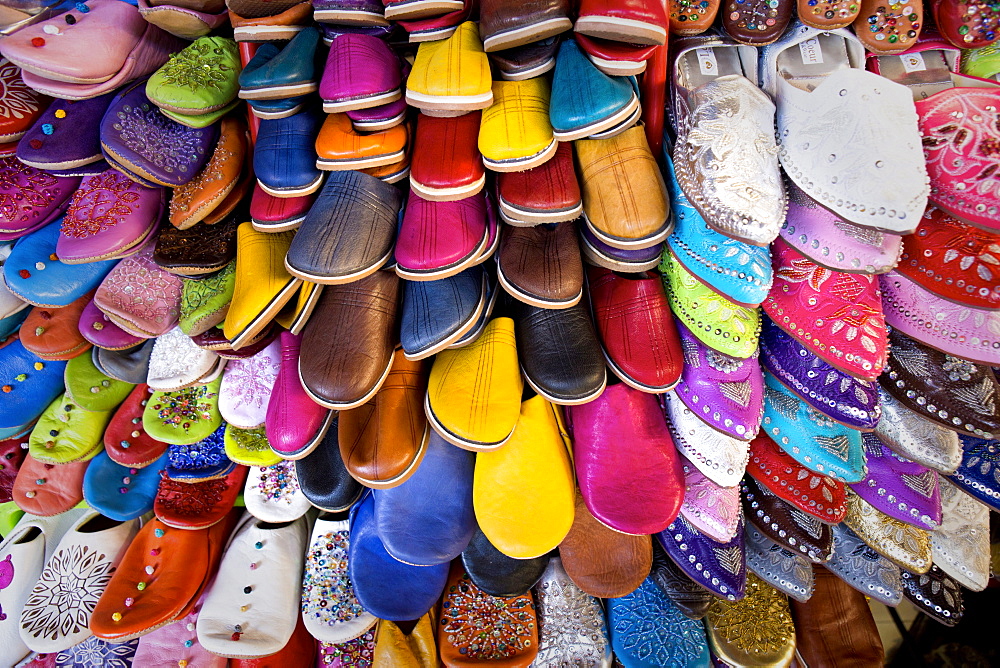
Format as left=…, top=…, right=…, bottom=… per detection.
left=30, top=37, right=44, bottom=47
left=111, top=612, right=122, bottom=622
left=41, top=124, right=53, bottom=135
left=154, top=529, right=165, bottom=538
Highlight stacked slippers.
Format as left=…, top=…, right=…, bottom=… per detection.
left=0, top=0, right=999, bottom=666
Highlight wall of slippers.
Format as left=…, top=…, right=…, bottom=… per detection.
left=0, top=0, right=998, bottom=665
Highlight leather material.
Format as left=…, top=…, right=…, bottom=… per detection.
left=931, top=478, right=991, bottom=592
left=405, top=22, right=492, bottom=112
left=898, top=206, right=1000, bottom=310
left=495, top=142, right=581, bottom=224
left=168, top=119, right=247, bottom=231
left=64, top=347, right=134, bottom=411
left=264, top=332, right=333, bottom=459
left=478, top=78, right=557, bottom=171
left=395, top=190, right=487, bottom=280
left=295, top=419, right=364, bottom=511
left=0, top=60, right=46, bottom=146
left=82, top=449, right=167, bottom=521
left=918, top=87, right=1000, bottom=231
left=253, top=107, right=324, bottom=197
left=224, top=425, right=281, bottom=469
left=408, top=111, right=484, bottom=200
left=0, top=160, right=79, bottom=239
left=18, top=511, right=139, bottom=654
left=589, top=266, right=682, bottom=392
left=742, top=476, right=834, bottom=563
left=660, top=250, right=761, bottom=359
left=649, top=545, right=712, bottom=620
left=576, top=0, right=668, bottom=45
left=549, top=38, right=638, bottom=141
left=760, top=318, right=881, bottom=431
left=882, top=269, right=1000, bottom=366
left=319, top=34, right=401, bottom=112
left=747, top=433, right=848, bottom=524
left=373, top=430, right=475, bottom=565
left=796, top=0, right=858, bottom=28
left=338, top=350, right=429, bottom=488
left=299, top=270, right=399, bottom=410
left=21, top=296, right=92, bottom=361
left=95, top=339, right=155, bottom=385
left=249, top=185, right=314, bottom=231
left=498, top=224, right=582, bottom=308
left=657, top=513, right=747, bottom=601
left=607, top=576, right=710, bottom=668
left=566, top=382, right=683, bottom=534
left=437, top=563, right=538, bottom=667
left=223, top=224, right=299, bottom=348
left=679, top=456, right=740, bottom=542
left=178, top=261, right=235, bottom=336
left=489, top=36, right=559, bottom=80
left=704, top=575, right=796, bottom=668
left=826, top=522, right=902, bottom=605
left=17, top=93, right=114, bottom=171
left=673, top=321, right=764, bottom=441
left=425, top=317, right=522, bottom=450
left=12, top=454, right=87, bottom=516
left=881, top=328, right=1000, bottom=440
left=0, top=435, right=27, bottom=504
left=229, top=3, right=314, bottom=41
left=934, top=0, right=999, bottom=49
left=137, top=0, right=230, bottom=41
left=5, top=220, right=117, bottom=308
left=90, top=513, right=239, bottom=642
left=780, top=179, right=903, bottom=275
left=0, top=339, right=67, bottom=430
left=762, top=26, right=928, bottom=234
left=228, top=617, right=317, bottom=668
left=29, top=395, right=127, bottom=464
left=479, top=0, right=570, bottom=51
left=286, top=170, right=400, bottom=284
left=460, top=528, right=549, bottom=598
left=79, top=298, right=147, bottom=351
left=400, top=265, right=485, bottom=359
left=0, top=0, right=157, bottom=83
left=473, top=395, right=574, bottom=559
left=744, top=522, right=815, bottom=603
left=576, top=34, right=655, bottom=75
left=844, top=490, right=932, bottom=574
left=141, top=326, right=219, bottom=390
left=764, top=238, right=887, bottom=381
left=145, top=37, right=239, bottom=115
left=142, top=376, right=224, bottom=446
left=153, top=464, right=247, bottom=530
left=238, top=28, right=319, bottom=98
left=94, top=244, right=183, bottom=338
left=57, top=169, right=161, bottom=265
left=100, top=80, right=216, bottom=188
left=669, top=0, right=720, bottom=34
left=104, top=384, right=169, bottom=468
left=154, top=217, right=238, bottom=277
left=196, top=513, right=308, bottom=659
left=721, top=0, right=793, bottom=44
left=875, top=388, right=963, bottom=475
left=370, top=615, right=436, bottom=667
left=949, top=435, right=1000, bottom=513
left=761, top=372, right=867, bottom=483
left=559, top=492, right=651, bottom=598
left=348, top=491, right=448, bottom=621
left=901, top=565, right=964, bottom=628
left=218, top=339, right=280, bottom=429
left=314, top=112, right=407, bottom=170
left=513, top=301, right=606, bottom=405
left=665, top=154, right=773, bottom=307
left=851, top=434, right=941, bottom=530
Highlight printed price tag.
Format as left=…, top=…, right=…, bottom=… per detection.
left=901, top=52, right=926, bottom=73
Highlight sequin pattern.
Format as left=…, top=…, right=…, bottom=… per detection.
left=318, top=627, right=376, bottom=667
left=111, top=102, right=207, bottom=175
left=151, top=384, right=218, bottom=431
left=61, top=170, right=142, bottom=239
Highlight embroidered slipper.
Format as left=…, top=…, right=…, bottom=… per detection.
left=242, top=461, right=310, bottom=523
left=746, top=433, right=847, bottom=524
left=142, top=377, right=224, bottom=446
left=825, top=522, right=902, bottom=605
left=661, top=390, right=750, bottom=488
left=874, top=388, right=963, bottom=475
left=104, top=385, right=169, bottom=469
left=744, top=521, right=815, bottom=602
left=742, top=475, right=833, bottom=563
left=844, top=490, right=932, bottom=574
left=704, top=575, right=796, bottom=667
left=931, top=478, right=991, bottom=591
left=656, top=513, right=747, bottom=601
left=850, top=434, right=941, bottom=530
